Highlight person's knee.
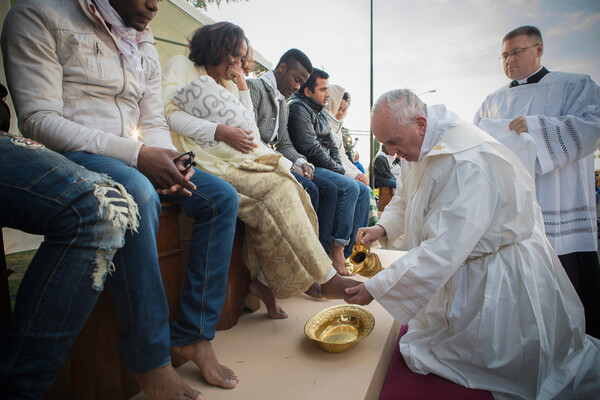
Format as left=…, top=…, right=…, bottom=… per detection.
left=199, top=178, right=239, bottom=219
left=120, top=173, right=160, bottom=209
left=301, top=180, right=319, bottom=207
left=65, top=175, right=139, bottom=291
left=341, top=178, right=360, bottom=198
left=219, top=180, right=239, bottom=216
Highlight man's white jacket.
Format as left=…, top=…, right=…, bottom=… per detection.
left=1, top=0, right=176, bottom=166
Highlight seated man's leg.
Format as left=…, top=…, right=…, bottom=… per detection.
left=291, top=171, right=319, bottom=211
left=63, top=151, right=201, bottom=399
left=384, top=178, right=397, bottom=188
left=314, top=167, right=359, bottom=275
left=310, top=173, right=337, bottom=255
left=164, top=169, right=239, bottom=388
left=0, top=139, right=134, bottom=398
left=292, top=171, right=337, bottom=254
left=344, top=182, right=371, bottom=259
left=63, top=152, right=171, bottom=373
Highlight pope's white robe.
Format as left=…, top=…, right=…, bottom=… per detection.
left=474, top=71, right=600, bottom=255
left=366, top=106, right=600, bottom=399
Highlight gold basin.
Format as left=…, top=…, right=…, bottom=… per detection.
left=304, top=304, right=375, bottom=353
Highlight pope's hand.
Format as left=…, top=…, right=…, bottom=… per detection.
left=344, top=283, right=374, bottom=306
left=509, top=116, right=528, bottom=134
left=356, top=225, right=386, bottom=248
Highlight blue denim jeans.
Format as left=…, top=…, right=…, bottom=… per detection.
left=291, top=171, right=337, bottom=254
left=382, top=178, right=397, bottom=188
left=0, top=135, right=134, bottom=398
left=314, top=168, right=370, bottom=258
left=63, top=151, right=238, bottom=373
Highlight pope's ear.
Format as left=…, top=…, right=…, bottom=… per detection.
left=415, top=115, right=427, bottom=135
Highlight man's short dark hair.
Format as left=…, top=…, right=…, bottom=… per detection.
left=275, top=48, right=313, bottom=75
left=503, top=25, right=543, bottom=44
left=300, top=68, right=329, bottom=94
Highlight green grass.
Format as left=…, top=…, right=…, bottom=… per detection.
left=5, top=249, right=36, bottom=310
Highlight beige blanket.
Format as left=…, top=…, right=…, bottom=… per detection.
left=170, top=74, right=331, bottom=298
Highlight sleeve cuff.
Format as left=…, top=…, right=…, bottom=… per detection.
left=364, top=272, right=388, bottom=300
left=295, top=158, right=308, bottom=167
left=132, top=142, right=145, bottom=168
left=526, top=115, right=554, bottom=174
left=105, top=136, right=140, bottom=167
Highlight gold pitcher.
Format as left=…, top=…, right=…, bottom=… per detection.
left=348, top=232, right=383, bottom=277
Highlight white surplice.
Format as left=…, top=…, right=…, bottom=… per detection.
left=366, top=106, right=600, bottom=399
left=474, top=71, right=600, bottom=255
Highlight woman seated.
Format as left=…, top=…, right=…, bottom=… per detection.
left=324, top=86, right=379, bottom=227
left=162, top=22, right=359, bottom=319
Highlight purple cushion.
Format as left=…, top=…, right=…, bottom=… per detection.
left=379, top=325, right=494, bottom=400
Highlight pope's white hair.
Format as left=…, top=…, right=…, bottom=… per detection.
left=372, top=89, right=426, bottom=125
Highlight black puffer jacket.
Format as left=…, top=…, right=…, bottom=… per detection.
left=287, top=93, right=345, bottom=174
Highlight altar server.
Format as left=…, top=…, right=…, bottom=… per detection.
left=474, top=25, right=600, bottom=338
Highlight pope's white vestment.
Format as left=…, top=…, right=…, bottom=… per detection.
left=365, top=106, right=600, bottom=399
left=474, top=71, right=600, bottom=255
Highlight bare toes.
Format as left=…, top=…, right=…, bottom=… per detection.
left=204, top=365, right=239, bottom=389
left=268, top=307, right=289, bottom=319
left=304, top=282, right=322, bottom=298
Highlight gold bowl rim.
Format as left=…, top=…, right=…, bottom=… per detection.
left=304, top=304, right=375, bottom=346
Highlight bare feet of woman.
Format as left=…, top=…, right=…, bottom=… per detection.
left=330, top=245, right=353, bottom=276
left=135, top=363, right=204, bottom=400
left=304, top=282, right=322, bottom=298
left=248, top=279, right=289, bottom=319
left=321, top=274, right=361, bottom=299
left=171, top=340, right=238, bottom=389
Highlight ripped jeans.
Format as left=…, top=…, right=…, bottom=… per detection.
left=0, top=134, right=136, bottom=398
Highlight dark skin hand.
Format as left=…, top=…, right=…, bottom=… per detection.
left=214, top=124, right=256, bottom=154
left=137, top=146, right=196, bottom=196
left=301, top=163, right=314, bottom=179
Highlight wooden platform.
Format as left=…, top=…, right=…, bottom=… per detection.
left=131, top=249, right=405, bottom=400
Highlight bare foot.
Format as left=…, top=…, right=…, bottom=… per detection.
left=135, top=363, right=204, bottom=400
left=305, top=282, right=322, bottom=298
left=248, top=279, right=289, bottom=319
left=321, top=274, right=362, bottom=299
left=244, top=292, right=261, bottom=312
left=330, top=245, right=353, bottom=276
left=171, top=340, right=238, bottom=389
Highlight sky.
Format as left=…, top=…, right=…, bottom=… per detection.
left=201, top=0, right=600, bottom=162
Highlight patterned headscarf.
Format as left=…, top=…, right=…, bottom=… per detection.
left=93, top=0, right=143, bottom=71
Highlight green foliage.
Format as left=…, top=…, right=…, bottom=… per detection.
left=188, top=0, right=247, bottom=10
left=372, top=137, right=380, bottom=156
left=5, top=250, right=36, bottom=311
left=341, top=127, right=355, bottom=156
